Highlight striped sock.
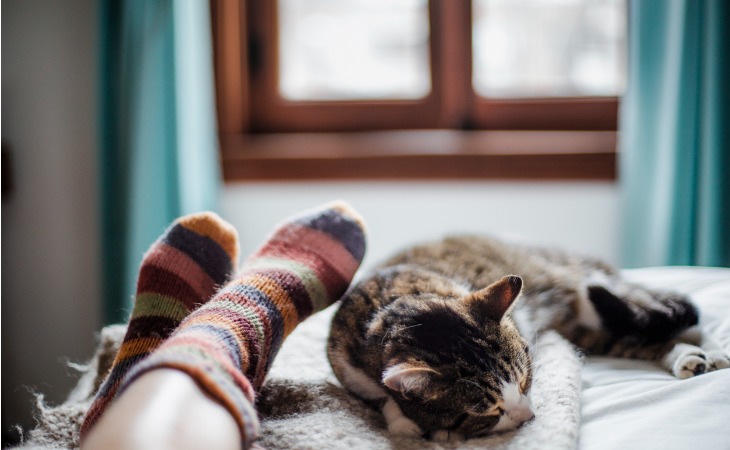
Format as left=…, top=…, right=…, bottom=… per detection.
left=80, top=212, right=239, bottom=440
left=116, top=201, right=367, bottom=448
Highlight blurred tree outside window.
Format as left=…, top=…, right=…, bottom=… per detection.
left=277, top=0, right=625, bottom=103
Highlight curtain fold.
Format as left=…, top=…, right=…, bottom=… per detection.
left=620, top=0, right=729, bottom=268
left=99, top=0, right=221, bottom=324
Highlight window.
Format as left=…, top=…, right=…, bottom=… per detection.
left=472, top=0, right=625, bottom=99
left=277, top=0, right=431, bottom=102
left=211, top=0, right=625, bottom=180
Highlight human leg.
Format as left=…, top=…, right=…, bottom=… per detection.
left=80, top=212, right=239, bottom=438
left=82, top=369, right=241, bottom=450
left=82, top=201, right=367, bottom=449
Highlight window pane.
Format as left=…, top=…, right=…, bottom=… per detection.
left=472, top=0, right=626, bottom=98
left=277, top=0, right=430, bottom=101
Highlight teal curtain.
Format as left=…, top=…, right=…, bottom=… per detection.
left=620, top=0, right=730, bottom=268
left=100, top=0, right=221, bottom=323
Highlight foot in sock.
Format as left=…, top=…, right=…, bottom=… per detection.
left=80, top=212, right=239, bottom=439
left=114, top=201, right=367, bottom=448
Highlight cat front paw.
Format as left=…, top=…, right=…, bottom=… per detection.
left=431, top=430, right=465, bottom=443
left=383, top=397, right=423, bottom=437
left=387, top=416, right=423, bottom=437
left=706, top=350, right=730, bottom=372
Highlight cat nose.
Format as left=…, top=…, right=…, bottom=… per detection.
left=511, top=406, right=535, bottom=425
left=516, top=417, right=534, bottom=429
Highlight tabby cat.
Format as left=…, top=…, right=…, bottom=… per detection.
left=327, top=235, right=729, bottom=441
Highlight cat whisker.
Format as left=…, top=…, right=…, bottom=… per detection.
left=380, top=329, right=391, bottom=345
left=381, top=323, right=423, bottom=344
left=469, top=400, right=485, bottom=411
left=527, top=320, right=541, bottom=344
left=462, top=379, right=488, bottom=394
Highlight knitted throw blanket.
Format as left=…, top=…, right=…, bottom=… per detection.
left=19, top=306, right=582, bottom=450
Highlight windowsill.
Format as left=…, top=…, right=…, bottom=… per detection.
left=219, top=130, right=616, bottom=182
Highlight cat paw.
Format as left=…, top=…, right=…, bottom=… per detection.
left=706, top=351, right=730, bottom=372
left=673, top=351, right=707, bottom=379
left=676, top=355, right=706, bottom=379
left=664, top=343, right=715, bottom=379
left=383, top=397, right=423, bottom=437
left=669, top=345, right=730, bottom=378
left=387, top=416, right=423, bottom=437
left=431, top=430, right=465, bottom=443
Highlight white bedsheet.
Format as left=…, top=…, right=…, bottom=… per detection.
left=580, top=267, right=730, bottom=450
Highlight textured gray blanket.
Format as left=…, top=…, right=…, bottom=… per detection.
left=19, top=305, right=582, bottom=450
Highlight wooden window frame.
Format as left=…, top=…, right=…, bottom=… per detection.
left=211, top=0, right=618, bottom=181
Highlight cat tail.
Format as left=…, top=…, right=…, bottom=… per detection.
left=586, top=284, right=699, bottom=345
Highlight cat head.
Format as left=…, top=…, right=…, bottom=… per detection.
left=377, top=275, right=534, bottom=438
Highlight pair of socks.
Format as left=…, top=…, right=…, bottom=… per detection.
left=80, top=202, right=367, bottom=448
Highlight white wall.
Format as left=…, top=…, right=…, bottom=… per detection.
left=221, top=181, right=620, bottom=272
left=1, top=0, right=100, bottom=443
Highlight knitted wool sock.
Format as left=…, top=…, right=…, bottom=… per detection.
left=116, top=201, right=367, bottom=448
left=80, top=212, right=239, bottom=439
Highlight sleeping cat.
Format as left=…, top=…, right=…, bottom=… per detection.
left=327, top=235, right=729, bottom=441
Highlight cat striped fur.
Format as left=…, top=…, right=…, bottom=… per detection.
left=327, top=235, right=729, bottom=441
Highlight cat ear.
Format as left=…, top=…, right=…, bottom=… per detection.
left=463, top=275, right=523, bottom=322
left=382, top=362, right=441, bottom=398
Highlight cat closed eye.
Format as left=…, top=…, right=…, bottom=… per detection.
left=519, top=378, right=529, bottom=394
left=487, top=404, right=504, bottom=416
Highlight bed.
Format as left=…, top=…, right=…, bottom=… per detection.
left=19, top=266, right=730, bottom=449
left=580, top=267, right=730, bottom=450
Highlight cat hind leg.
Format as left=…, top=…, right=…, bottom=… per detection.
left=706, top=351, right=730, bottom=371
left=586, top=284, right=699, bottom=345
left=581, top=282, right=730, bottom=378
left=680, top=328, right=730, bottom=372
left=662, top=344, right=728, bottom=379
